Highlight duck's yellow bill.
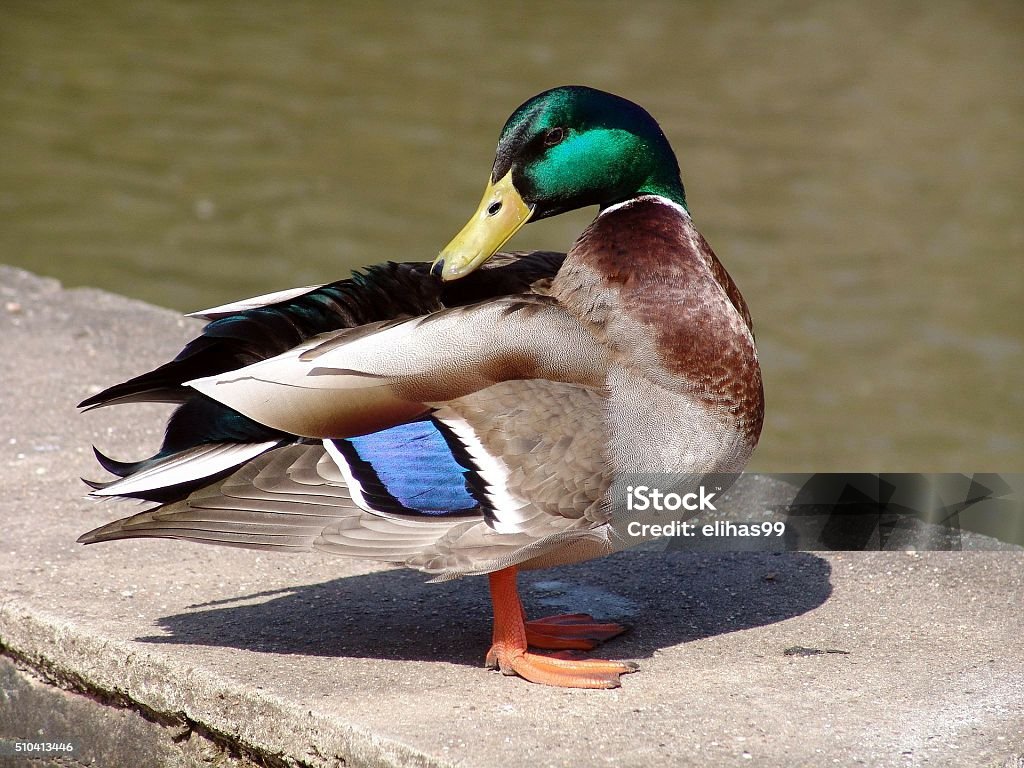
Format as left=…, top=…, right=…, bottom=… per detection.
left=432, top=170, right=533, bottom=281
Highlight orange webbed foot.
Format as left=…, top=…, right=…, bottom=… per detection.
left=525, top=613, right=629, bottom=651
left=485, top=643, right=638, bottom=689
left=487, top=568, right=638, bottom=688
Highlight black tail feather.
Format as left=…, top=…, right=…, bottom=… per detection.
left=78, top=255, right=563, bottom=411
left=92, top=445, right=144, bottom=478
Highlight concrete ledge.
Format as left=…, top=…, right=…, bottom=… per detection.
left=1, top=266, right=1022, bottom=767
left=0, top=653, right=259, bottom=768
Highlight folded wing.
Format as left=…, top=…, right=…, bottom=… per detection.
left=187, top=295, right=607, bottom=439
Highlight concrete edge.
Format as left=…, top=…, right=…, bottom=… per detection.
left=0, top=600, right=451, bottom=768
left=1, top=653, right=258, bottom=768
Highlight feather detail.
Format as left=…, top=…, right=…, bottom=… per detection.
left=431, top=411, right=528, bottom=533
left=78, top=381, right=618, bottom=579
left=187, top=284, right=325, bottom=320
left=77, top=443, right=467, bottom=561
left=89, top=441, right=280, bottom=498
left=323, top=418, right=481, bottom=518
left=80, top=253, right=570, bottom=509
left=186, top=296, right=606, bottom=440
left=79, top=255, right=563, bottom=411
left=92, top=445, right=143, bottom=478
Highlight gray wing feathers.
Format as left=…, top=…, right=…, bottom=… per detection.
left=81, top=380, right=617, bottom=578
left=81, top=444, right=464, bottom=562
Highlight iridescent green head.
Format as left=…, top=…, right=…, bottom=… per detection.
left=494, top=86, right=686, bottom=219
left=433, top=86, right=687, bottom=280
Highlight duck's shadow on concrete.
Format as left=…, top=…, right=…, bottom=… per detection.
left=138, top=551, right=831, bottom=667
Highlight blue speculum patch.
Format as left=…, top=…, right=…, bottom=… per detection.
left=339, top=418, right=479, bottom=516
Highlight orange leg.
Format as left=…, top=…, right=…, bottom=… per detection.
left=486, top=567, right=638, bottom=688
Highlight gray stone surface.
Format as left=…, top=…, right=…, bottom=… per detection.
left=1, top=265, right=1022, bottom=767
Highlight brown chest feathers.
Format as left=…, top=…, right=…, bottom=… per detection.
left=552, top=196, right=764, bottom=445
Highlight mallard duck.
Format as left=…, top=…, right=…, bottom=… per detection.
left=79, top=85, right=763, bottom=688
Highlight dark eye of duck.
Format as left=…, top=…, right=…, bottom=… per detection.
left=543, top=127, right=565, bottom=146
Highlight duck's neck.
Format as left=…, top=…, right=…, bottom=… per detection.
left=551, top=195, right=763, bottom=476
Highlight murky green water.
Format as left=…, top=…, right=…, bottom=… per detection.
left=2, top=1, right=1021, bottom=472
